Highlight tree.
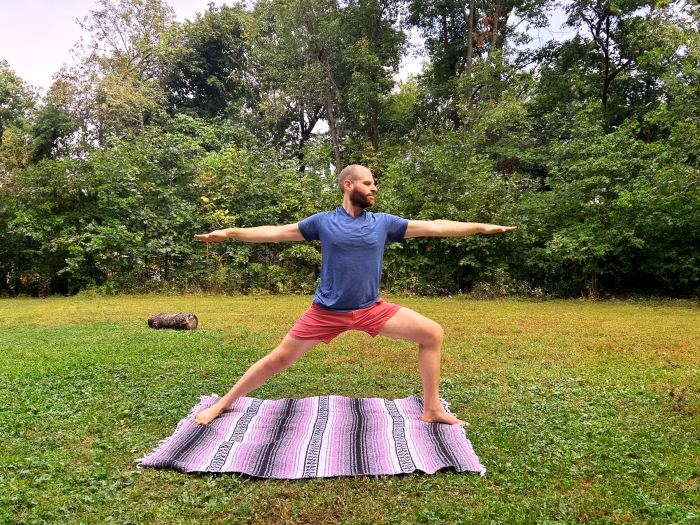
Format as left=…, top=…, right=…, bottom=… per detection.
left=512, top=115, right=700, bottom=297
left=337, top=0, right=406, bottom=156
left=1, top=156, right=98, bottom=295
left=32, top=80, right=82, bottom=160
left=407, top=0, right=551, bottom=128
left=246, top=0, right=335, bottom=170
left=52, top=0, right=175, bottom=143
left=162, top=3, right=252, bottom=119
left=0, top=61, right=35, bottom=139
left=247, top=0, right=405, bottom=172
left=529, top=0, right=700, bottom=143
left=0, top=62, right=36, bottom=174
left=564, top=0, right=651, bottom=113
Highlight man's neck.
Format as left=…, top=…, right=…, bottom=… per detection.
left=341, top=200, right=365, bottom=217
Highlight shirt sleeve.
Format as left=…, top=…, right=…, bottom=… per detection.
left=297, top=212, right=323, bottom=241
left=382, top=213, right=409, bottom=242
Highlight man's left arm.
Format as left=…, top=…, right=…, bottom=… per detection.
left=404, top=220, right=516, bottom=239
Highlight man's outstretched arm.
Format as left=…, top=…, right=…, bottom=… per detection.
left=404, top=220, right=516, bottom=239
left=194, top=223, right=305, bottom=243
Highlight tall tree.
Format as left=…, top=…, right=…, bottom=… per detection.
left=407, top=0, right=550, bottom=127
left=53, top=0, right=175, bottom=143
left=338, top=0, right=406, bottom=154
left=0, top=62, right=36, bottom=174
left=162, top=3, right=252, bottom=119
left=530, top=0, right=697, bottom=141
left=248, top=0, right=405, bottom=172
left=0, top=61, right=35, bottom=139
left=564, top=0, right=653, bottom=117
left=247, top=0, right=340, bottom=170
left=32, top=79, right=82, bottom=160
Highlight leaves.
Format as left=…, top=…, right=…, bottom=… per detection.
left=0, top=0, right=699, bottom=297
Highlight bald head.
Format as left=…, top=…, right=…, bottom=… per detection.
left=338, top=164, right=371, bottom=193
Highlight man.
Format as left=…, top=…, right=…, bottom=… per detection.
left=193, top=164, right=516, bottom=426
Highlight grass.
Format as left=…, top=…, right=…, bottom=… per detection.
left=1, top=294, right=699, bottom=524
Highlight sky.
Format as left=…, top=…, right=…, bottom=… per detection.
left=0, top=0, right=575, bottom=94
left=0, top=0, right=229, bottom=92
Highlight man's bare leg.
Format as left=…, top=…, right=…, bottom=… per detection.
left=378, top=307, right=467, bottom=425
left=194, top=334, right=321, bottom=424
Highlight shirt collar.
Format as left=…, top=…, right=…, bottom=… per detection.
left=337, top=206, right=366, bottom=219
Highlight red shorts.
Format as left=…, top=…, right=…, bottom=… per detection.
left=289, top=299, right=402, bottom=344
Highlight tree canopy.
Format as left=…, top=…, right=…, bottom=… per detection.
left=1, top=0, right=698, bottom=298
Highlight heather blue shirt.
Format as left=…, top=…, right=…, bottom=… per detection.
left=298, top=207, right=408, bottom=311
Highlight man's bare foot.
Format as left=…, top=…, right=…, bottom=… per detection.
left=194, top=403, right=226, bottom=425
left=421, top=409, right=468, bottom=426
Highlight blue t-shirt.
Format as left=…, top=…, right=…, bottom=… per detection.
left=298, top=207, right=408, bottom=311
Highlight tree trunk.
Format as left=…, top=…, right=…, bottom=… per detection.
left=602, top=16, right=611, bottom=110
left=320, top=49, right=342, bottom=173
left=326, top=88, right=342, bottom=173
left=297, top=105, right=324, bottom=173
left=478, top=8, right=500, bottom=104
left=458, top=0, right=475, bottom=109
left=370, top=101, right=379, bottom=152
left=489, top=10, right=499, bottom=55
left=148, top=312, right=198, bottom=330
left=588, top=272, right=599, bottom=300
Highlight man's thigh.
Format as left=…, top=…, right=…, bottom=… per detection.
left=270, top=334, right=322, bottom=362
left=377, top=307, right=442, bottom=346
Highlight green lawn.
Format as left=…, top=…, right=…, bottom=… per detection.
left=1, top=295, right=699, bottom=524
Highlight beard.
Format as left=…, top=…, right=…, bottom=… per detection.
left=349, top=187, right=374, bottom=209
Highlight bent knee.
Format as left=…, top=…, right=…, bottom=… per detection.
left=264, top=351, right=297, bottom=371
left=420, top=322, right=443, bottom=347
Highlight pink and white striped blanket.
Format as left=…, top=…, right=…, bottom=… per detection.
left=136, top=395, right=486, bottom=478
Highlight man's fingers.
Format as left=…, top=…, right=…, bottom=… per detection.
left=194, top=233, right=219, bottom=242
left=195, top=232, right=229, bottom=242
left=485, top=225, right=517, bottom=234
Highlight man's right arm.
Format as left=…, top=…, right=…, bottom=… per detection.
left=194, top=223, right=305, bottom=243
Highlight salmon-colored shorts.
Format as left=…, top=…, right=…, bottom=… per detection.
left=289, top=299, right=402, bottom=344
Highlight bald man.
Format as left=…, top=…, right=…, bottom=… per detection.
left=193, top=164, right=516, bottom=426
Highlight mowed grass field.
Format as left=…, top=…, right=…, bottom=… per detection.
left=1, top=295, right=699, bottom=525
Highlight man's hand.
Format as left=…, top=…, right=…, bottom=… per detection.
left=480, top=225, right=517, bottom=234
left=194, top=230, right=229, bottom=242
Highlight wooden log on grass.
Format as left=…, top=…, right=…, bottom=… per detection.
left=148, top=312, right=198, bottom=330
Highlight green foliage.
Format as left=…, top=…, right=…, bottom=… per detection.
left=163, top=3, right=252, bottom=119
left=336, top=0, right=406, bottom=154
left=511, top=118, right=700, bottom=297
left=0, top=61, right=37, bottom=174
left=2, top=158, right=97, bottom=295
left=380, top=129, right=518, bottom=294
left=84, top=125, right=205, bottom=289
left=0, top=0, right=699, bottom=297
left=194, top=144, right=326, bottom=293
left=0, top=60, right=36, bottom=139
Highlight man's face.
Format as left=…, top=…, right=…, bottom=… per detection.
left=347, top=170, right=377, bottom=209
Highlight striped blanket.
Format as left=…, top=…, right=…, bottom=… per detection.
left=136, top=395, right=486, bottom=478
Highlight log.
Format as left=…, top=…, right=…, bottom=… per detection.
left=148, top=312, right=198, bottom=330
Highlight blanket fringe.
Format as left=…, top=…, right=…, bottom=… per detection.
left=135, top=394, right=218, bottom=467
